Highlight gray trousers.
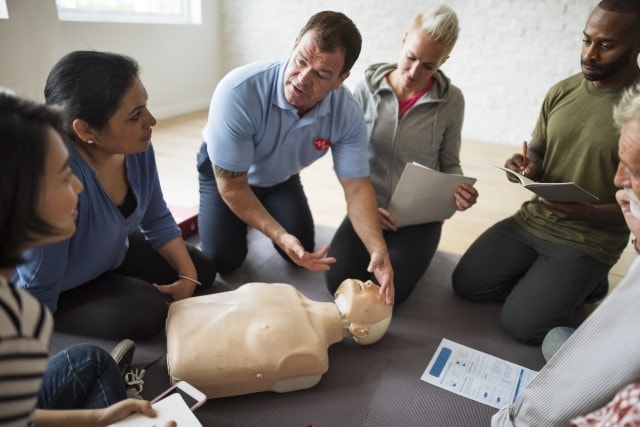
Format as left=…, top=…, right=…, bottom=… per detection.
left=452, top=217, right=609, bottom=344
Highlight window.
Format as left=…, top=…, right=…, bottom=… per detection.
left=55, top=0, right=201, bottom=25
left=0, top=0, right=8, bottom=19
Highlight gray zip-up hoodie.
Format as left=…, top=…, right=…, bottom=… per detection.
left=352, top=63, right=465, bottom=208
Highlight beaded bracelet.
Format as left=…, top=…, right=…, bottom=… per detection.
left=178, top=274, right=202, bottom=286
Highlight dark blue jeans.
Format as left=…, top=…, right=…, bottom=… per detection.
left=452, top=217, right=610, bottom=344
left=38, top=344, right=126, bottom=409
left=197, top=143, right=315, bottom=273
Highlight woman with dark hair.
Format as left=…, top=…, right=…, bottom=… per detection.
left=13, top=50, right=217, bottom=340
left=0, top=90, right=173, bottom=426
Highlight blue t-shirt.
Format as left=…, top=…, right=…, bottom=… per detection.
left=14, top=142, right=180, bottom=312
left=202, top=60, right=369, bottom=187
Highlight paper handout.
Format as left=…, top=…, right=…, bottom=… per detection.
left=109, top=393, right=203, bottom=427
left=421, top=338, right=537, bottom=409
left=387, top=162, right=477, bottom=227
left=492, top=164, right=599, bottom=203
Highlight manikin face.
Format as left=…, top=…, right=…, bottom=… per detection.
left=334, top=279, right=392, bottom=345
left=90, top=78, right=157, bottom=155
left=396, top=28, right=448, bottom=92
left=581, top=7, right=640, bottom=87
left=614, top=121, right=640, bottom=219
left=36, top=127, right=84, bottom=245
left=283, top=29, right=350, bottom=116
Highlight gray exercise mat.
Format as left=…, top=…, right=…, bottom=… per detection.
left=50, top=225, right=545, bottom=426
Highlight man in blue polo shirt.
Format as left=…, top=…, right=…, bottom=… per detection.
left=197, top=11, right=394, bottom=304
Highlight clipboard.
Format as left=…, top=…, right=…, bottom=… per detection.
left=387, top=162, right=477, bottom=227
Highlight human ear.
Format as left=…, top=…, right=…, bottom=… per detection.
left=335, top=71, right=350, bottom=90
left=71, top=119, right=96, bottom=143
left=349, top=324, right=368, bottom=338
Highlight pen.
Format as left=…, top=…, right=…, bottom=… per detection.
left=522, top=141, right=528, bottom=176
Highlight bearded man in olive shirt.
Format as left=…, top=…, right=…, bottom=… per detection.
left=452, top=0, right=640, bottom=344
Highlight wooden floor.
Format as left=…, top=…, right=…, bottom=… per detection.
left=152, top=109, right=634, bottom=289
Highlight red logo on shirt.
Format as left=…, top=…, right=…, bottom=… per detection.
left=313, top=138, right=332, bottom=150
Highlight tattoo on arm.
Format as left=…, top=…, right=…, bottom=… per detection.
left=214, top=165, right=247, bottom=179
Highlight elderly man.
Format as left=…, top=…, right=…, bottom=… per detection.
left=491, top=81, right=640, bottom=426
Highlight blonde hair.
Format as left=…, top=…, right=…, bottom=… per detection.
left=412, top=4, right=460, bottom=57
left=614, top=82, right=640, bottom=129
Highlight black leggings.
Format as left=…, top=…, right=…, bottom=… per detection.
left=325, top=217, right=442, bottom=304
left=54, top=231, right=217, bottom=340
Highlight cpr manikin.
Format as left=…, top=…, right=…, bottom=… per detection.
left=165, top=279, right=392, bottom=399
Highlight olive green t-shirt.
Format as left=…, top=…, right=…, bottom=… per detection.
left=514, top=73, right=629, bottom=265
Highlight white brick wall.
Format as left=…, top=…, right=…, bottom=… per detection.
left=220, top=0, right=601, bottom=146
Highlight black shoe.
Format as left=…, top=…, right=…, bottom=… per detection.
left=110, top=339, right=145, bottom=398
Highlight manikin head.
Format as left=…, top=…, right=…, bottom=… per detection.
left=334, top=279, right=393, bottom=345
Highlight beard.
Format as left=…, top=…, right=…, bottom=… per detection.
left=624, top=187, right=640, bottom=219
left=581, top=47, right=634, bottom=82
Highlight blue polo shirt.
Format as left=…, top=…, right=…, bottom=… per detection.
left=202, top=60, right=369, bottom=187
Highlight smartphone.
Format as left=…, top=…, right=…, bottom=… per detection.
left=151, top=380, right=207, bottom=411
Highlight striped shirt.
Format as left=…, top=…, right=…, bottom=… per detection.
left=0, top=275, right=52, bottom=427
left=492, top=257, right=640, bottom=426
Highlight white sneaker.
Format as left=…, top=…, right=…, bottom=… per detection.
left=124, top=368, right=146, bottom=399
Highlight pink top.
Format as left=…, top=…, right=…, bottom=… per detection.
left=397, top=77, right=435, bottom=119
